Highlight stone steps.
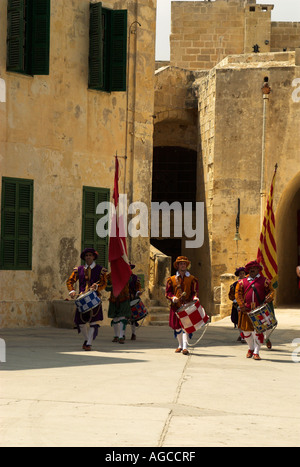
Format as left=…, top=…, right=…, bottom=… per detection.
left=148, top=303, right=170, bottom=326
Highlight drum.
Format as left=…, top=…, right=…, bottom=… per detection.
left=176, top=300, right=209, bottom=334
left=248, top=303, right=277, bottom=333
left=130, top=298, right=148, bottom=322
left=75, top=290, right=101, bottom=314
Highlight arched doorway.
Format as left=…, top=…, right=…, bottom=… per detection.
left=276, top=172, right=300, bottom=306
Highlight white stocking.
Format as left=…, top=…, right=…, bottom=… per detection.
left=119, top=317, right=126, bottom=338
left=79, top=324, right=88, bottom=342
left=176, top=329, right=183, bottom=349
left=254, top=333, right=261, bottom=355
left=243, top=332, right=254, bottom=351
left=182, top=332, right=188, bottom=350
left=244, top=332, right=261, bottom=355
left=87, top=326, right=95, bottom=346
left=113, top=318, right=119, bottom=337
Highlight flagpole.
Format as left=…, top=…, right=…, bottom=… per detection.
left=260, top=77, right=271, bottom=227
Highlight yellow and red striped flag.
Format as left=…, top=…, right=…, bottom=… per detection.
left=257, top=165, right=278, bottom=289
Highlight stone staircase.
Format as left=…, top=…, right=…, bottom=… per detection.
left=148, top=298, right=170, bottom=326
left=147, top=245, right=172, bottom=326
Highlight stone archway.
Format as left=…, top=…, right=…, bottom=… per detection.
left=276, top=171, right=300, bottom=306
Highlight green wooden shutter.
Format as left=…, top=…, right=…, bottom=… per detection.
left=6, top=0, right=26, bottom=73
left=30, top=0, right=51, bottom=75
left=110, top=10, right=127, bottom=92
left=82, top=186, right=110, bottom=268
left=0, top=178, right=33, bottom=270
left=88, top=2, right=104, bottom=90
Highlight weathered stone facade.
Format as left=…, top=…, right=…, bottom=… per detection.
left=154, top=0, right=300, bottom=317
left=170, top=0, right=300, bottom=70
left=0, top=0, right=156, bottom=327
left=1, top=0, right=299, bottom=328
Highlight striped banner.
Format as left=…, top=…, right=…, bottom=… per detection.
left=257, top=165, right=278, bottom=289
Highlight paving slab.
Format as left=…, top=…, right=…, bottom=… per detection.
left=0, top=307, right=299, bottom=447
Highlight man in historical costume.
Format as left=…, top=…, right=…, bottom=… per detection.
left=165, top=256, right=199, bottom=356
left=228, top=267, right=246, bottom=341
left=106, top=264, right=141, bottom=343
left=235, top=260, right=274, bottom=360
left=67, top=248, right=107, bottom=351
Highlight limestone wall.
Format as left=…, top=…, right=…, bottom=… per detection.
left=0, top=0, right=157, bottom=327
left=170, top=1, right=300, bottom=72
left=195, top=53, right=300, bottom=308
left=170, top=0, right=246, bottom=70
left=271, top=22, right=300, bottom=52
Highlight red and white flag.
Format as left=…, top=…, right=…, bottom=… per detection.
left=108, top=156, right=132, bottom=297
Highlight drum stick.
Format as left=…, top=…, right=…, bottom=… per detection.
left=178, top=292, right=186, bottom=303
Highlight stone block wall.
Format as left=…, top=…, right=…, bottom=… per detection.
left=271, top=22, right=300, bottom=52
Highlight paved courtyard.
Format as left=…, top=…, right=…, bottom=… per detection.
left=0, top=308, right=299, bottom=447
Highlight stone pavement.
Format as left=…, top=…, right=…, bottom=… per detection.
left=0, top=308, right=299, bottom=448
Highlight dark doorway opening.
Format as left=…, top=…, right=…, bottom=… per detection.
left=151, top=146, right=197, bottom=267
left=152, top=146, right=197, bottom=205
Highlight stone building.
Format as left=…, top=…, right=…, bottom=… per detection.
left=154, top=0, right=300, bottom=317
left=1, top=0, right=299, bottom=329
left=0, top=0, right=156, bottom=327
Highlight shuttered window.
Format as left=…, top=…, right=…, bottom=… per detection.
left=82, top=186, right=110, bottom=268
left=89, top=2, right=127, bottom=92
left=0, top=178, right=34, bottom=270
left=6, top=0, right=50, bottom=76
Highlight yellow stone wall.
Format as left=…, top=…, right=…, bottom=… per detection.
left=196, top=53, right=300, bottom=311
left=170, top=0, right=300, bottom=71
left=0, top=0, right=157, bottom=327
left=271, top=22, right=300, bottom=52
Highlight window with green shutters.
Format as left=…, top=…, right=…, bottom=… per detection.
left=89, top=2, right=127, bottom=92
left=6, top=0, right=50, bottom=76
left=0, top=177, right=34, bottom=270
left=82, top=186, right=110, bottom=268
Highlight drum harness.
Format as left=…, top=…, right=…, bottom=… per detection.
left=187, top=319, right=210, bottom=347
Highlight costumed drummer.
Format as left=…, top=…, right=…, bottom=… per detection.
left=106, top=264, right=140, bottom=344
left=66, top=248, right=107, bottom=351
left=235, top=260, right=274, bottom=361
left=165, top=256, right=199, bottom=356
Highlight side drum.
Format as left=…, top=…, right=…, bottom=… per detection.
left=130, top=298, right=148, bottom=322
left=75, top=290, right=101, bottom=314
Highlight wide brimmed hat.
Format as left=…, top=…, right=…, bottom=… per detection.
left=80, top=248, right=98, bottom=260
left=235, top=267, right=245, bottom=277
left=244, top=260, right=263, bottom=274
left=173, top=256, right=191, bottom=269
